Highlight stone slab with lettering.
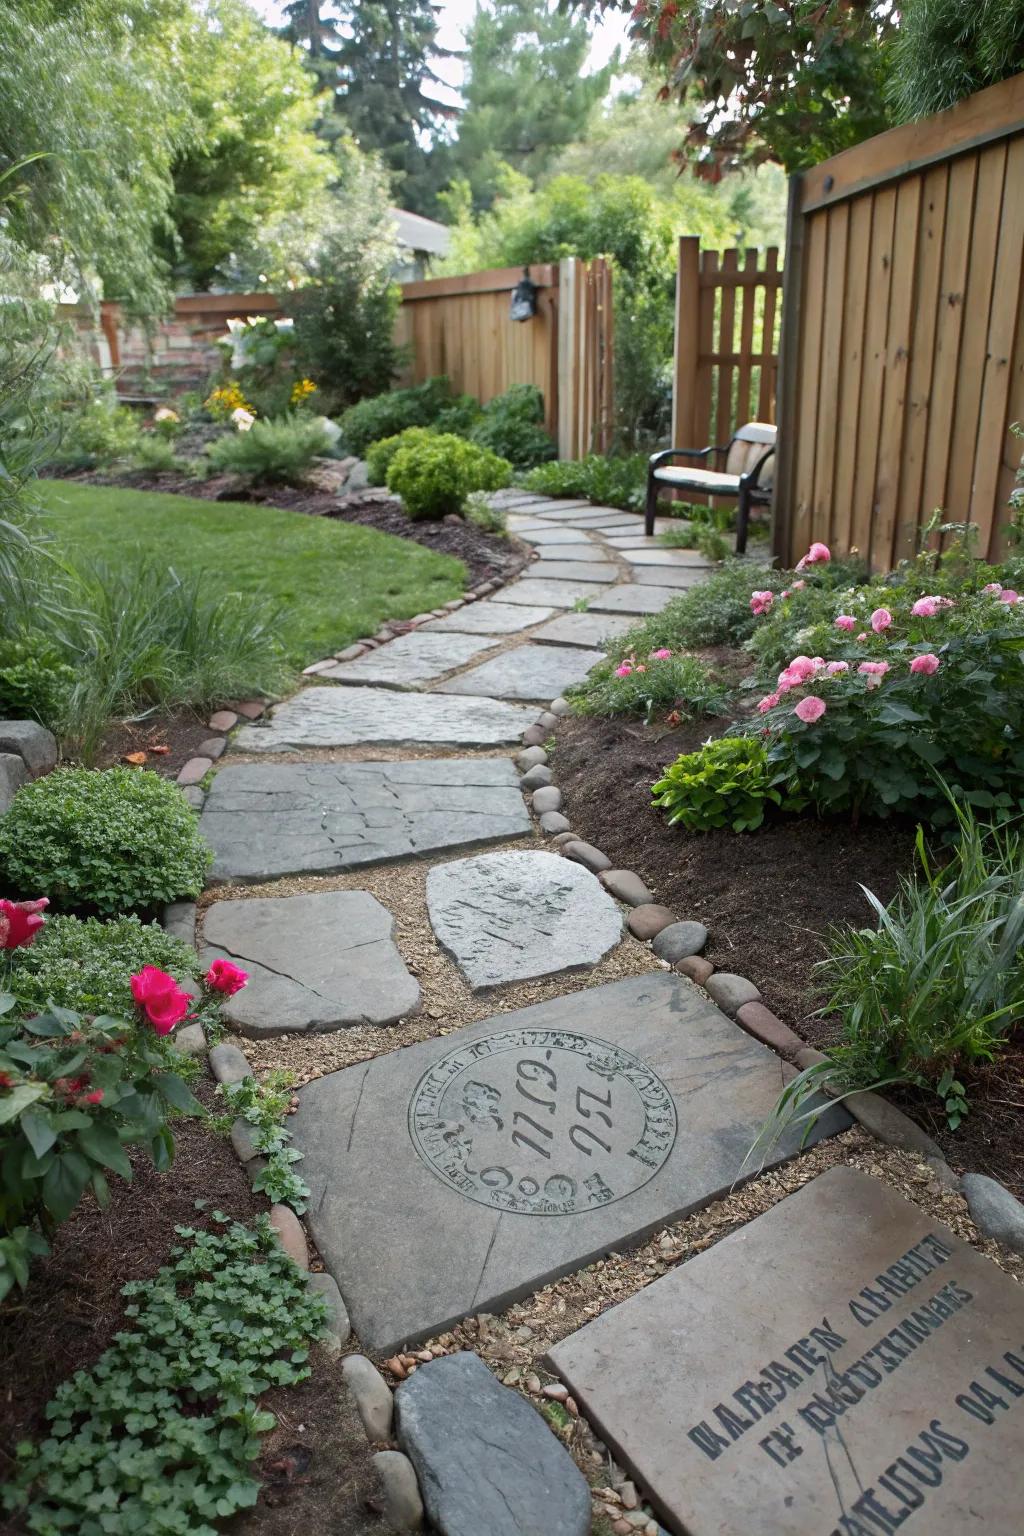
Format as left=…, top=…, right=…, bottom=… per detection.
left=290, top=973, right=849, bottom=1355
left=547, top=1165, right=1024, bottom=1536
left=200, top=758, right=530, bottom=882
left=426, top=849, right=622, bottom=989
left=232, top=686, right=536, bottom=751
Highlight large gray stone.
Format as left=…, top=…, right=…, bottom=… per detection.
left=0, top=753, right=28, bottom=813
left=547, top=1165, right=1024, bottom=1536
left=624, top=548, right=713, bottom=567
left=395, top=1352, right=590, bottom=1536
left=961, top=1173, right=1024, bottom=1255
left=588, top=585, right=682, bottom=615
left=425, top=849, right=622, bottom=989
left=291, top=973, right=849, bottom=1353
left=533, top=611, right=636, bottom=649
left=497, top=578, right=613, bottom=609
left=0, top=720, right=58, bottom=777
left=530, top=559, right=616, bottom=581
left=162, top=901, right=196, bottom=947
left=651, top=921, right=707, bottom=963
left=437, top=645, right=605, bottom=702
left=201, top=891, right=420, bottom=1036
left=321, top=631, right=497, bottom=687
left=233, top=687, right=536, bottom=751
left=200, top=758, right=531, bottom=882
left=518, top=527, right=595, bottom=545
left=631, top=565, right=709, bottom=589
left=421, top=602, right=555, bottom=635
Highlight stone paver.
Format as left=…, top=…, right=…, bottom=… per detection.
left=396, top=1352, right=590, bottom=1536
left=425, top=849, right=621, bottom=989
left=525, top=559, right=618, bottom=583
left=497, top=577, right=613, bottom=608
left=291, top=973, right=848, bottom=1353
left=547, top=1165, right=1024, bottom=1536
left=200, top=758, right=531, bottom=882
left=623, top=547, right=713, bottom=567
left=532, top=611, right=636, bottom=649
left=516, top=527, right=595, bottom=545
left=322, top=631, right=497, bottom=687
left=436, top=644, right=605, bottom=702
left=533, top=545, right=615, bottom=565
left=556, top=510, right=639, bottom=528
left=631, top=565, right=709, bottom=589
left=201, top=890, right=420, bottom=1035
left=233, top=686, right=536, bottom=750
left=588, top=585, right=682, bottom=614
left=420, top=602, right=555, bottom=634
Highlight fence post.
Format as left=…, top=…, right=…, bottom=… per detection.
left=772, top=174, right=806, bottom=567
left=557, top=257, right=580, bottom=459
left=672, top=237, right=701, bottom=447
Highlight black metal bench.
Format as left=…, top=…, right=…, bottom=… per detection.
left=645, top=421, right=777, bottom=552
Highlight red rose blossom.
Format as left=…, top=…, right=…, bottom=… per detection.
left=0, top=896, right=49, bottom=950
left=204, top=958, right=249, bottom=997
left=82, top=1089, right=104, bottom=1106
left=130, top=965, right=192, bottom=1035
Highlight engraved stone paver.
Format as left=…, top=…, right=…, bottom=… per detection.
left=436, top=644, right=605, bottom=701
left=588, top=585, right=682, bottom=614
left=547, top=1165, right=1024, bottom=1536
left=200, top=758, right=531, bottom=881
left=290, top=973, right=849, bottom=1353
left=426, top=849, right=621, bottom=989
left=420, top=602, right=555, bottom=634
left=322, top=631, right=497, bottom=687
left=497, top=577, right=612, bottom=608
left=202, top=891, right=420, bottom=1036
left=233, top=686, right=536, bottom=750
left=533, top=611, right=636, bottom=649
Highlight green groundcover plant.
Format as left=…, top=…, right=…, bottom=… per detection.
left=569, top=648, right=728, bottom=724
left=4, top=1214, right=326, bottom=1536
left=8, top=914, right=199, bottom=1017
left=204, top=414, right=330, bottom=484
left=0, top=768, right=212, bottom=915
left=652, top=734, right=805, bottom=833
left=519, top=453, right=649, bottom=512
left=338, top=375, right=456, bottom=457
left=386, top=433, right=511, bottom=520
left=221, top=1070, right=309, bottom=1214
left=468, top=384, right=554, bottom=470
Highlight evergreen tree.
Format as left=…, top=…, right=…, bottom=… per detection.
left=452, top=0, right=618, bottom=208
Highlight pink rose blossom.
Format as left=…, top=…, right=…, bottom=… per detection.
left=650, top=648, right=672, bottom=659
left=781, top=589, right=791, bottom=600
left=795, top=542, right=831, bottom=571
left=911, top=595, right=954, bottom=617
left=909, top=653, right=941, bottom=675
left=749, top=590, right=775, bottom=616
left=858, top=660, right=890, bottom=688
left=856, top=632, right=868, bottom=642
left=757, top=693, right=781, bottom=713
left=614, top=664, right=633, bottom=677
left=792, top=579, right=807, bottom=591
left=788, top=655, right=818, bottom=682
left=983, top=582, right=1003, bottom=594
left=635, top=664, right=647, bottom=673
left=870, top=608, right=893, bottom=633
left=825, top=661, right=849, bottom=674
left=834, top=615, right=856, bottom=632
left=999, top=589, right=1020, bottom=605
left=794, top=695, right=827, bottom=723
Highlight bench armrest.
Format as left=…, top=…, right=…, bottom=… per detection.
left=739, top=446, right=776, bottom=488
left=648, top=445, right=727, bottom=471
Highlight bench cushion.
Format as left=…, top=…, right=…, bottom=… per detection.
left=651, top=467, right=742, bottom=492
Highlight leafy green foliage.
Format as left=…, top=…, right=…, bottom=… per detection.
left=4, top=1214, right=325, bottom=1534
left=387, top=434, right=511, bottom=520
left=8, top=914, right=199, bottom=1018
left=130, top=434, right=187, bottom=475
left=0, top=992, right=202, bottom=1300
left=469, top=384, right=554, bottom=470
left=204, top=415, right=330, bottom=485
left=617, top=560, right=790, bottom=654
left=887, top=0, right=1024, bottom=123
left=365, top=426, right=436, bottom=486
left=463, top=490, right=508, bottom=536
left=570, top=650, right=728, bottom=724
left=652, top=735, right=803, bottom=833
left=222, top=1071, right=309, bottom=1213
left=520, top=454, right=650, bottom=512
left=339, top=376, right=456, bottom=456
left=0, top=767, right=212, bottom=915
left=0, top=633, right=75, bottom=730
left=49, top=395, right=142, bottom=470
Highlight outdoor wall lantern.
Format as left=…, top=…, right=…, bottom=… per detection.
left=510, top=266, right=539, bottom=322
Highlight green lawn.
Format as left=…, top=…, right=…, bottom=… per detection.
left=38, top=481, right=467, bottom=667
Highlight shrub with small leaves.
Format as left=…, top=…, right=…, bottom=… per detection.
left=365, top=425, right=435, bottom=486
left=4, top=1214, right=326, bottom=1536
left=204, top=414, right=330, bottom=484
left=469, top=384, right=554, bottom=470
left=7, top=913, right=200, bottom=1017
left=0, top=767, right=212, bottom=915
left=338, top=375, right=455, bottom=456
left=652, top=734, right=805, bottom=832
left=0, top=632, right=75, bottom=730
left=387, top=433, right=511, bottom=520
left=50, top=396, right=141, bottom=469
left=519, top=453, right=648, bottom=512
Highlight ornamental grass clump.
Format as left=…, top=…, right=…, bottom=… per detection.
left=204, top=413, right=331, bottom=484
left=570, top=649, right=728, bottom=724
left=0, top=767, right=212, bottom=915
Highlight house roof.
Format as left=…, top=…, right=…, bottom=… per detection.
left=388, top=207, right=452, bottom=258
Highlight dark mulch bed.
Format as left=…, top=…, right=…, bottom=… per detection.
left=92, top=704, right=218, bottom=776
left=0, top=1077, right=380, bottom=1534
left=47, top=467, right=524, bottom=588
left=552, top=713, right=1024, bottom=1197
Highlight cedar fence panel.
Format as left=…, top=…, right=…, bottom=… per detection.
left=774, top=71, right=1024, bottom=569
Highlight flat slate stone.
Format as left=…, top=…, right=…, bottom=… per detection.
left=321, top=632, right=496, bottom=687
left=396, top=1351, right=590, bottom=1536
left=517, top=527, right=595, bottom=545
left=291, top=973, right=849, bottom=1354
left=201, top=891, right=420, bottom=1036
left=200, top=758, right=531, bottom=882
left=632, top=565, right=708, bottom=589
left=624, top=548, right=713, bottom=566
left=526, top=559, right=618, bottom=583
left=547, top=1165, right=1024, bottom=1536
left=588, top=585, right=682, bottom=615
left=421, top=602, right=555, bottom=635
left=533, top=611, right=636, bottom=649
left=533, top=546, right=615, bottom=565
left=426, top=849, right=621, bottom=990
left=233, top=686, right=536, bottom=751
left=436, top=645, right=605, bottom=702
left=497, top=578, right=612, bottom=608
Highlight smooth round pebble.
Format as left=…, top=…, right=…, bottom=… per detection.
left=651, top=920, right=708, bottom=963
left=562, top=840, right=611, bottom=874
left=517, top=745, right=548, bottom=770
left=705, top=971, right=761, bottom=1017
left=342, top=1354, right=394, bottom=1441
left=521, top=764, right=553, bottom=790
left=627, top=904, right=677, bottom=941
left=549, top=697, right=571, bottom=715
left=522, top=724, right=547, bottom=746
left=549, top=828, right=578, bottom=845
left=539, top=810, right=571, bottom=834
left=600, top=869, right=654, bottom=906
left=268, top=1205, right=308, bottom=1270
left=532, top=785, right=563, bottom=814
left=676, top=954, right=714, bottom=986
left=536, top=710, right=559, bottom=730
left=307, top=1270, right=351, bottom=1353
left=372, top=1450, right=424, bottom=1531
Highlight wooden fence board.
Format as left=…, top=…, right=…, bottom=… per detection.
left=812, top=203, right=849, bottom=548
left=871, top=176, right=921, bottom=568
left=831, top=194, right=873, bottom=557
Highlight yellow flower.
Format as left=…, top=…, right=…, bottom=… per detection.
left=290, top=377, right=318, bottom=405
left=205, top=383, right=255, bottom=421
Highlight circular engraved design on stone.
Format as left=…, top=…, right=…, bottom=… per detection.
left=408, top=1029, right=677, bottom=1216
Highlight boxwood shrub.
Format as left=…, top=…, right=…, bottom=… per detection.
left=386, top=433, right=511, bottom=520
left=8, top=912, right=199, bottom=1016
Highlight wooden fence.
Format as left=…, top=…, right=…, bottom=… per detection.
left=395, top=259, right=614, bottom=458
left=774, top=72, right=1024, bottom=569
left=672, top=238, right=783, bottom=450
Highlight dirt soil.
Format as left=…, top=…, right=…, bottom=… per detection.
left=552, top=712, right=1024, bottom=1197
left=0, top=1076, right=382, bottom=1536
left=92, top=705, right=219, bottom=775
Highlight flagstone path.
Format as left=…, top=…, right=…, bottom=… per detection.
left=178, top=494, right=1021, bottom=1536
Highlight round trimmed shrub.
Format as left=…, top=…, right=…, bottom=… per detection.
left=0, top=767, right=212, bottom=915
left=8, top=913, right=199, bottom=1016
left=386, top=433, right=512, bottom=520
left=365, top=425, right=435, bottom=486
